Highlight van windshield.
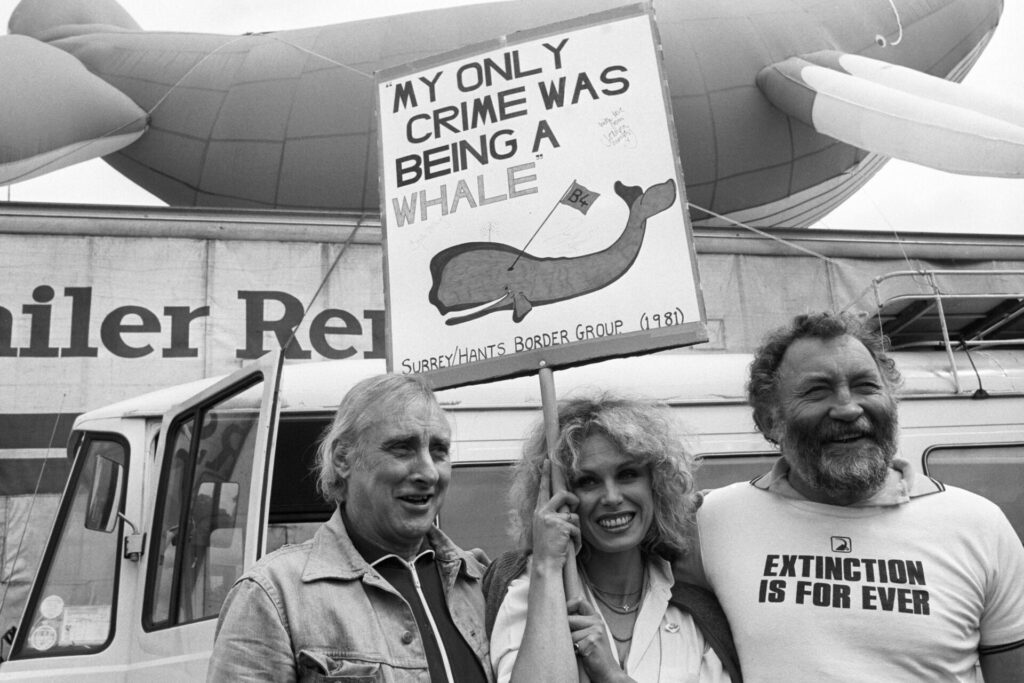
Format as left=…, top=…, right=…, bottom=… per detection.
left=10, top=435, right=127, bottom=659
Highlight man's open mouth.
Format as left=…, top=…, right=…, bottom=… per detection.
left=399, top=494, right=433, bottom=505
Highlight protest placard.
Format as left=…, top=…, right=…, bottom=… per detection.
left=377, top=5, right=705, bottom=388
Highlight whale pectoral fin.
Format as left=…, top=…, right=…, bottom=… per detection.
left=758, top=51, right=1024, bottom=177
left=511, top=292, right=534, bottom=323
left=637, top=179, right=677, bottom=217
left=614, top=181, right=643, bottom=208
left=444, top=289, right=532, bottom=325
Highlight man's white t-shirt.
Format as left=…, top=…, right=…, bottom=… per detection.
left=695, top=459, right=1024, bottom=682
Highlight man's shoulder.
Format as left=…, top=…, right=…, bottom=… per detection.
left=910, top=480, right=1008, bottom=517
left=454, top=546, right=490, bottom=579
left=240, top=537, right=317, bottom=583
left=427, top=526, right=489, bottom=576
left=699, top=479, right=763, bottom=507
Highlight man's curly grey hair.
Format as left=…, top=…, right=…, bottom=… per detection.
left=747, top=311, right=901, bottom=445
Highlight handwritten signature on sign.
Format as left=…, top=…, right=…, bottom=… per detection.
left=598, top=108, right=637, bottom=148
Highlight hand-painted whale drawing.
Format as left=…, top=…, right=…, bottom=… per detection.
left=428, top=179, right=676, bottom=325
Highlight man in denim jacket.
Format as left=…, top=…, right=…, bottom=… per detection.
left=209, top=374, right=492, bottom=682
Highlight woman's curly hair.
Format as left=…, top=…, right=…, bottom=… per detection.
left=509, top=393, right=699, bottom=562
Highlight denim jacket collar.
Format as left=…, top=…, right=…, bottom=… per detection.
left=301, top=508, right=484, bottom=583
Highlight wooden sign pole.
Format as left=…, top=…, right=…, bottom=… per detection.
left=538, top=364, right=589, bottom=682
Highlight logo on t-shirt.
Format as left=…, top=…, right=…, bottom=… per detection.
left=831, top=536, right=852, bottom=553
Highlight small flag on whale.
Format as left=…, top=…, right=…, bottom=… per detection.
left=508, top=180, right=603, bottom=271
left=559, top=180, right=600, bottom=215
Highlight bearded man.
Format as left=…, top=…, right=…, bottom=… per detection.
left=685, top=312, right=1024, bottom=682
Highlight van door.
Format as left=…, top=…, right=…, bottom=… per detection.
left=126, top=352, right=284, bottom=681
left=0, top=353, right=284, bottom=682
left=0, top=431, right=132, bottom=679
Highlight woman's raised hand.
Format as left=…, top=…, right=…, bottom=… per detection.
left=568, top=598, right=627, bottom=683
left=531, top=460, right=580, bottom=571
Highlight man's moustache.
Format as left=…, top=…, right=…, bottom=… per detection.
left=818, top=418, right=878, bottom=442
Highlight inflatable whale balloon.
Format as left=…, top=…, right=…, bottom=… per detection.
left=3, top=0, right=1023, bottom=228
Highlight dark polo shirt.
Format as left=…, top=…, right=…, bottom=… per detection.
left=343, top=510, right=487, bottom=683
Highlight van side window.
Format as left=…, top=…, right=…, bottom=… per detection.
left=694, top=453, right=778, bottom=491
left=439, top=463, right=516, bottom=559
left=265, top=416, right=333, bottom=554
left=10, top=435, right=127, bottom=659
left=144, top=378, right=263, bottom=630
left=924, top=444, right=1024, bottom=542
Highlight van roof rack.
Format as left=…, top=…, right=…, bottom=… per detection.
left=849, top=270, right=1024, bottom=351
left=846, top=270, right=1024, bottom=395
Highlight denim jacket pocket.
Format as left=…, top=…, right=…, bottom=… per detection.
left=297, top=649, right=383, bottom=682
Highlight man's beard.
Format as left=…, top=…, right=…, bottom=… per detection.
left=779, top=407, right=899, bottom=501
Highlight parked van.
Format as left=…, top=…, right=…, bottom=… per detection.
left=1, top=349, right=1022, bottom=680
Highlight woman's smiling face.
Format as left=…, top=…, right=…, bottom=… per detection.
left=571, top=433, right=654, bottom=557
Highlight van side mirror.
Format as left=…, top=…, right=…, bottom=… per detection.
left=1, top=625, right=15, bottom=663
left=84, top=454, right=124, bottom=532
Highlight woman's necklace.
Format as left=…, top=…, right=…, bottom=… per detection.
left=594, top=598, right=639, bottom=642
left=591, top=587, right=641, bottom=615
left=609, top=624, right=634, bottom=643
left=584, top=565, right=647, bottom=613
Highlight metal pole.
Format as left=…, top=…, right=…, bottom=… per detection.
left=929, top=274, right=962, bottom=394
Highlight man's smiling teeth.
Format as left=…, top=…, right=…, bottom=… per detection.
left=401, top=495, right=431, bottom=504
left=598, top=513, right=634, bottom=529
left=832, top=434, right=865, bottom=443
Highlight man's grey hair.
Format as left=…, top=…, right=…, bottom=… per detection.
left=315, top=373, right=441, bottom=507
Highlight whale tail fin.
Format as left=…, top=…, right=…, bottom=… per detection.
left=636, top=179, right=677, bottom=217
left=613, top=179, right=677, bottom=218
left=613, top=181, right=643, bottom=208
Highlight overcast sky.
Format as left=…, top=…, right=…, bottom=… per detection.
left=2, top=0, right=1023, bottom=234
